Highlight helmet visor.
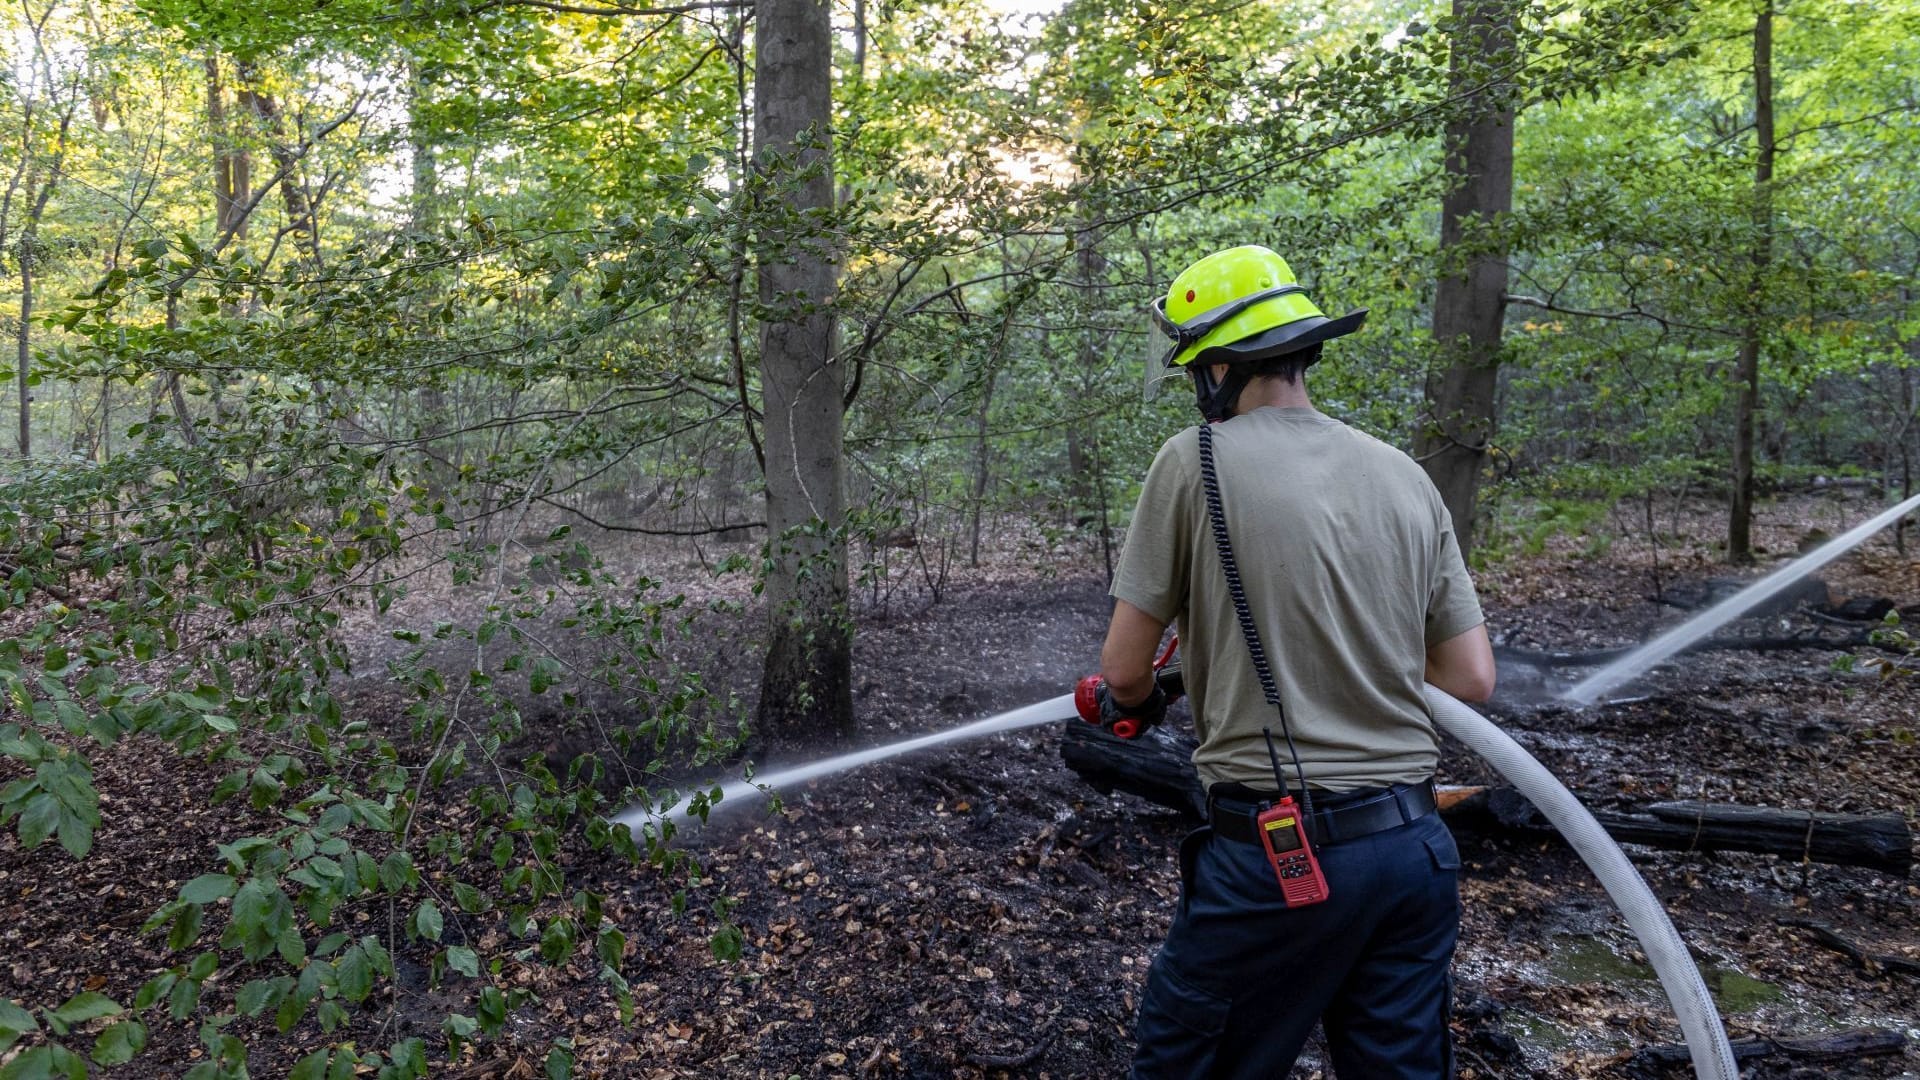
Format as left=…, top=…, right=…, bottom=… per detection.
left=1142, top=320, right=1183, bottom=402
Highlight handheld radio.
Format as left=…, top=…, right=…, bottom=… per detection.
left=1197, top=420, right=1330, bottom=908
left=1257, top=728, right=1330, bottom=906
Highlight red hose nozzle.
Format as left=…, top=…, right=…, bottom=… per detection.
left=1074, top=674, right=1103, bottom=725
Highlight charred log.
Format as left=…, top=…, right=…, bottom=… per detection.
left=1059, top=728, right=1912, bottom=873
left=1418, top=787, right=1909, bottom=875
left=1059, top=721, right=1205, bottom=819
left=1627, top=1027, right=1907, bottom=1076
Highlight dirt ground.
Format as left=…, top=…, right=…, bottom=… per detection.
left=3, top=489, right=1918, bottom=1078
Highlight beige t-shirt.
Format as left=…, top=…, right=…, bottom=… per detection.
left=1110, top=406, right=1484, bottom=792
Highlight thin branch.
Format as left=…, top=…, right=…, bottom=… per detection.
left=460, top=0, right=749, bottom=16
left=531, top=495, right=763, bottom=536
left=1503, top=293, right=1732, bottom=335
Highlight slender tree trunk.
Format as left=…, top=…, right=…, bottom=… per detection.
left=205, top=53, right=246, bottom=425
left=1074, top=223, right=1116, bottom=578
left=1728, top=0, right=1774, bottom=564
left=725, top=10, right=763, bottom=475
left=407, top=60, right=437, bottom=234
left=16, top=185, right=59, bottom=458
left=969, top=272, right=1015, bottom=568
left=852, top=0, right=867, bottom=79
left=754, top=0, right=851, bottom=741
left=12, top=84, right=74, bottom=459
left=237, top=63, right=318, bottom=267
left=1066, top=423, right=1091, bottom=524
left=205, top=56, right=249, bottom=244
left=16, top=238, right=29, bottom=458
left=166, top=294, right=197, bottom=446
left=1414, top=0, right=1517, bottom=557
left=969, top=366, right=997, bottom=569
left=403, top=61, right=457, bottom=502
left=1898, top=293, right=1918, bottom=555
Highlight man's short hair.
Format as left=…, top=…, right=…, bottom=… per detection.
left=1246, top=342, right=1322, bottom=385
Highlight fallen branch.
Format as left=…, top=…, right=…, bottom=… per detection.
left=1627, top=1027, right=1907, bottom=1075
left=1609, top=801, right=1911, bottom=875
left=1778, top=918, right=1920, bottom=978
left=1460, top=790, right=1912, bottom=875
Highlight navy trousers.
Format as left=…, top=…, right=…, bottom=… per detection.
left=1130, top=802, right=1462, bottom=1079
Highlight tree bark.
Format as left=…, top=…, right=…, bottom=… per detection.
left=1415, top=0, right=1517, bottom=556
left=1060, top=721, right=1207, bottom=818
left=17, top=212, right=35, bottom=458
left=754, top=0, right=852, bottom=742
left=1728, top=0, right=1774, bottom=564
left=1587, top=800, right=1910, bottom=875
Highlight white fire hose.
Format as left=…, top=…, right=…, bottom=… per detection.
left=1426, top=685, right=1738, bottom=1080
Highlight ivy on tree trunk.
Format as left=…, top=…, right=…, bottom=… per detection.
left=753, top=0, right=853, bottom=742
left=1417, top=0, right=1517, bottom=558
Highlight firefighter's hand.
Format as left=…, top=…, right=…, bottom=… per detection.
left=1097, top=681, right=1166, bottom=740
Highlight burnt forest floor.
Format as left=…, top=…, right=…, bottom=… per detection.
left=4, top=489, right=1919, bottom=1079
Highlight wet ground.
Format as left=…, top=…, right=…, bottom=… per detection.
left=3, top=494, right=1918, bottom=1077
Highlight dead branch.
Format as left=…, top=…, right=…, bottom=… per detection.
left=1778, top=918, right=1920, bottom=978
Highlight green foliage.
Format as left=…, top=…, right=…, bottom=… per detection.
left=0, top=0, right=1914, bottom=1072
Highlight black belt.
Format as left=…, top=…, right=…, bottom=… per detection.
left=1207, top=779, right=1438, bottom=848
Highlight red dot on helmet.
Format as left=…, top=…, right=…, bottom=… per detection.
left=1185, top=289, right=1196, bottom=303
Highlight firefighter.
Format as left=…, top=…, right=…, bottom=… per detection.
left=1090, top=245, right=1496, bottom=1078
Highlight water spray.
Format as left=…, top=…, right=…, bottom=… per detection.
left=609, top=693, right=1076, bottom=834
left=1564, top=489, right=1920, bottom=706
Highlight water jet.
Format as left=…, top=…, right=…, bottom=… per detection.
left=610, top=692, right=1077, bottom=834
left=1564, top=491, right=1920, bottom=707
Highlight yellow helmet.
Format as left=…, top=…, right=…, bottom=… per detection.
left=1152, top=245, right=1366, bottom=371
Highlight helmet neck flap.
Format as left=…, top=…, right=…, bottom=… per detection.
left=1187, top=342, right=1323, bottom=423
left=1191, top=364, right=1253, bottom=424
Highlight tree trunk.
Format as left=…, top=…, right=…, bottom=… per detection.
left=16, top=236, right=30, bottom=459
left=969, top=360, right=997, bottom=569
left=12, top=88, right=74, bottom=459
left=16, top=203, right=39, bottom=459
left=1728, top=0, right=1774, bottom=564
left=1899, top=305, right=1917, bottom=555
left=1066, top=424, right=1091, bottom=525
left=754, top=0, right=852, bottom=742
left=1060, top=721, right=1207, bottom=818
left=1415, top=0, right=1517, bottom=557
left=236, top=63, right=318, bottom=267
left=408, top=59, right=437, bottom=234
left=205, top=56, right=249, bottom=244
